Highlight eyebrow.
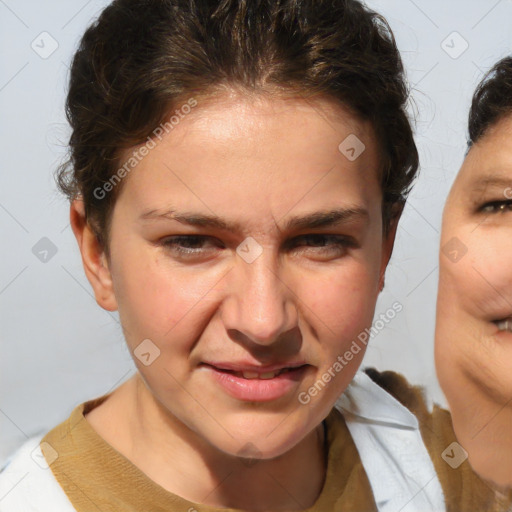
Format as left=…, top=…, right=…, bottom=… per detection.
left=470, top=174, right=512, bottom=192
left=138, top=206, right=369, bottom=232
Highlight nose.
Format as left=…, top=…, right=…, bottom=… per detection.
left=221, top=252, right=298, bottom=346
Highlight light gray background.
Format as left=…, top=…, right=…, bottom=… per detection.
left=1, top=0, right=511, bottom=467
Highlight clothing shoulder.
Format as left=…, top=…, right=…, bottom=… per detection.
left=363, top=367, right=512, bottom=512
left=0, top=434, right=76, bottom=512
left=337, top=368, right=446, bottom=511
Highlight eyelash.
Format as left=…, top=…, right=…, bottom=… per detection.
left=479, top=200, right=512, bottom=214
left=161, top=234, right=354, bottom=258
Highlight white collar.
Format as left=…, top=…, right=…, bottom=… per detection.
left=336, top=370, right=446, bottom=512
left=336, top=370, right=419, bottom=429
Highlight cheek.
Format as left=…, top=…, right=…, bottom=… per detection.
left=302, top=262, right=379, bottom=353
left=444, top=233, right=512, bottom=318
left=309, top=269, right=376, bottom=324
left=438, top=227, right=512, bottom=401
left=111, top=246, right=224, bottom=347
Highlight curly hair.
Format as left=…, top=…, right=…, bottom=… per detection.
left=468, top=56, right=512, bottom=146
left=56, top=0, right=418, bottom=258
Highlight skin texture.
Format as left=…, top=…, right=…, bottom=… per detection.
left=435, top=114, right=512, bottom=490
left=70, top=91, right=398, bottom=511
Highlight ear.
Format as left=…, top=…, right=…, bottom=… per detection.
left=69, top=198, right=118, bottom=312
left=378, top=203, right=403, bottom=291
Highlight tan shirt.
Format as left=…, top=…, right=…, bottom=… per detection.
left=41, top=392, right=378, bottom=512
left=39, top=369, right=512, bottom=511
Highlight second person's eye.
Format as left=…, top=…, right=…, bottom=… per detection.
left=479, top=200, right=512, bottom=214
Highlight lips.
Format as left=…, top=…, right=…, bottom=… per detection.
left=202, top=361, right=307, bottom=374
left=211, top=367, right=296, bottom=380
left=201, top=361, right=310, bottom=401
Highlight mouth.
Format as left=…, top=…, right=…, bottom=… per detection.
left=200, top=362, right=311, bottom=402
left=493, top=317, right=512, bottom=333
left=206, top=366, right=303, bottom=380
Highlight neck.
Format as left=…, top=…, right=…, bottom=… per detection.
left=123, top=374, right=328, bottom=511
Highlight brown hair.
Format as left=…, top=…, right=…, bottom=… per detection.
left=56, top=0, right=418, bottom=258
left=468, top=56, right=512, bottom=146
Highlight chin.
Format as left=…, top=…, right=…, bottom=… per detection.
left=205, top=412, right=314, bottom=461
left=223, top=434, right=305, bottom=462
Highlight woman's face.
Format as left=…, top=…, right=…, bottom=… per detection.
left=435, top=114, right=512, bottom=483
left=88, top=93, right=394, bottom=459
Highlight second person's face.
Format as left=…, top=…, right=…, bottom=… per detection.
left=436, top=114, right=512, bottom=487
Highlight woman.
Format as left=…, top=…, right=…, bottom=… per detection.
left=0, top=1, right=507, bottom=511
left=436, top=56, right=512, bottom=495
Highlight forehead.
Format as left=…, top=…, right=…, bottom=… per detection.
left=148, top=92, right=377, bottom=161
left=115, top=93, right=383, bottom=224
left=182, top=91, right=369, bottom=135
left=452, top=114, right=512, bottom=192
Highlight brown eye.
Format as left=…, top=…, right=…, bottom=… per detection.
left=290, top=234, right=352, bottom=248
left=161, top=236, right=222, bottom=257
left=480, top=200, right=512, bottom=214
left=286, top=234, right=356, bottom=258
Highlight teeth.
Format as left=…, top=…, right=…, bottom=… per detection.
left=241, top=370, right=283, bottom=379
left=242, top=371, right=260, bottom=379
left=259, top=372, right=278, bottom=379
left=496, top=319, right=512, bottom=332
